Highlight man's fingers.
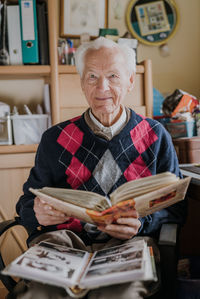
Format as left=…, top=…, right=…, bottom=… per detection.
left=37, top=217, right=69, bottom=226
left=119, top=210, right=139, bottom=218
left=98, top=217, right=142, bottom=240
left=102, top=224, right=138, bottom=236
left=34, top=196, right=70, bottom=226
left=117, top=217, right=141, bottom=228
left=99, top=226, right=134, bottom=240
left=34, top=197, right=66, bottom=217
left=36, top=213, right=70, bottom=225
left=43, top=208, right=66, bottom=217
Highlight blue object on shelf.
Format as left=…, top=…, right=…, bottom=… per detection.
left=165, top=121, right=196, bottom=138
left=153, top=88, right=165, bottom=116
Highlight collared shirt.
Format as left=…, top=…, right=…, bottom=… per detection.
left=88, top=106, right=127, bottom=140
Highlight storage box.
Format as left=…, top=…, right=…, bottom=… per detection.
left=11, top=114, right=48, bottom=145
left=173, top=136, right=200, bottom=163
left=165, top=121, right=196, bottom=138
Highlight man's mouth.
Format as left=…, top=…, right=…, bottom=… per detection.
left=95, top=97, right=112, bottom=101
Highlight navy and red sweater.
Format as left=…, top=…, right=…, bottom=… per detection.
left=16, top=110, right=186, bottom=245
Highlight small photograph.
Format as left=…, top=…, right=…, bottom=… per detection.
left=17, top=256, right=64, bottom=273
left=20, top=243, right=88, bottom=274
left=94, top=240, right=145, bottom=258
left=84, top=259, right=143, bottom=279
left=39, top=242, right=86, bottom=258
left=149, top=191, right=176, bottom=208
left=27, top=247, right=73, bottom=265
left=90, top=249, right=143, bottom=269
left=16, top=256, right=76, bottom=280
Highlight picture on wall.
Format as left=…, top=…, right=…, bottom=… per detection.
left=60, top=0, right=107, bottom=38
left=135, top=1, right=170, bottom=36
left=126, top=0, right=179, bottom=46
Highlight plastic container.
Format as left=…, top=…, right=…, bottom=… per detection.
left=165, top=121, right=196, bottom=138
left=11, top=114, right=48, bottom=145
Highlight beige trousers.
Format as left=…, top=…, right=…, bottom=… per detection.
left=16, top=230, right=160, bottom=299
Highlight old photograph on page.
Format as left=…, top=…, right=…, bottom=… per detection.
left=80, top=239, right=156, bottom=289
left=2, top=241, right=90, bottom=288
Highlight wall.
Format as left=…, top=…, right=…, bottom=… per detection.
left=137, top=0, right=200, bottom=97
left=2, top=0, right=198, bottom=112
left=0, top=79, right=45, bottom=113
left=108, top=0, right=200, bottom=98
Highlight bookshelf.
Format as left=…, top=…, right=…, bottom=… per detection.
left=0, top=0, right=153, bottom=152
left=0, top=0, right=58, bottom=266
left=0, top=65, right=50, bottom=76
left=0, top=0, right=153, bottom=266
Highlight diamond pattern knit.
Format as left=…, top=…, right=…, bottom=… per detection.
left=17, top=109, right=184, bottom=245
left=57, top=111, right=159, bottom=197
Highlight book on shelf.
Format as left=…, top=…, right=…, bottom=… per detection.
left=180, top=164, right=200, bottom=180
left=29, top=172, right=191, bottom=226
left=19, top=0, right=39, bottom=64
left=0, top=1, right=9, bottom=65
left=2, top=239, right=157, bottom=297
left=36, top=2, right=49, bottom=65
left=7, top=5, right=23, bottom=65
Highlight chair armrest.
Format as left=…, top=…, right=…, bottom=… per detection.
left=0, top=217, right=23, bottom=292
left=158, top=223, right=178, bottom=246
left=158, top=223, right=179, bottom=299
left=0, top=217, right=21, bottom=237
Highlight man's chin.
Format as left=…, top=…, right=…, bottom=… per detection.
left=93, top=106, right=115, bottom=115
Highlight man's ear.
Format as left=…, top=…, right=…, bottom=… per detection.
left=128, top=73, right=135, bottom=92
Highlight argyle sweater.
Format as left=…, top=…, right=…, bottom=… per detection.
left=16, top=109, right=186, bottom=245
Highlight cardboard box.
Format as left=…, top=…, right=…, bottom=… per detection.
left=173, top=137, right=200, bottom=163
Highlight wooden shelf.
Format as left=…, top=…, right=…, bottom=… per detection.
left=0, top=65, right=51, bottom=77
left=58, top=65, right=77, bottom=74
left=0, top=144, right=38, bottom=154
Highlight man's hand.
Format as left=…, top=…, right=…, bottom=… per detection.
left=33, top=197, right=70, bottom=226
left=98, top=210, right=141, bottom=240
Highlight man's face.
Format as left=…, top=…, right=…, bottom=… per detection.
left=81, top=47, right=134, bottom=120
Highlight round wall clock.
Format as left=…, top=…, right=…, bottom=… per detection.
left=126, top=0, right=179, bottom=46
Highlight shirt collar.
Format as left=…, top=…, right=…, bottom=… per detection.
left=88, top=106, right=127, bottom=138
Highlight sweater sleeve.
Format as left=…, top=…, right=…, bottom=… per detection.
left=138, top=124, right=187, bottom=237
left=16, top=133, right=53, bottom=231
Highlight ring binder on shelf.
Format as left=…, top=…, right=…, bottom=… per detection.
left=19, top=0, right=39, bottom=64
left=7, top=5, right=23, bottom=65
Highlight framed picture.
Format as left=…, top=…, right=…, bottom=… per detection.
left=126, top=0, right=179, bottom=46
left=60, top=0, right=108, bottom=38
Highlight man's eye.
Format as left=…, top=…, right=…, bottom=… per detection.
left=110, top=74, right=116, bottom=78
left=90, top=74, right=96, bottom=79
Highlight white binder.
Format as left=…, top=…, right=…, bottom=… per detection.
left=7, top=5, right=23, bottom=65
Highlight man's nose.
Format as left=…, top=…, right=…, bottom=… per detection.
left=97, top=77, right=109, bottom=91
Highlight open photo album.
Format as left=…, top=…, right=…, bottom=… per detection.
left=29, top=172, right=191, bottom=225
left=2, top=239, right=157, bottom=297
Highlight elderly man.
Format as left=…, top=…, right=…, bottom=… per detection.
left=15, top=37, right=185, bottom=298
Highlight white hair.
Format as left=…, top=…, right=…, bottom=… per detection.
left=75, top=37, right=136, bottom=77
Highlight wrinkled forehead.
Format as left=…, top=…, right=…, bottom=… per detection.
left=84, top=46, right=126, bottom=69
